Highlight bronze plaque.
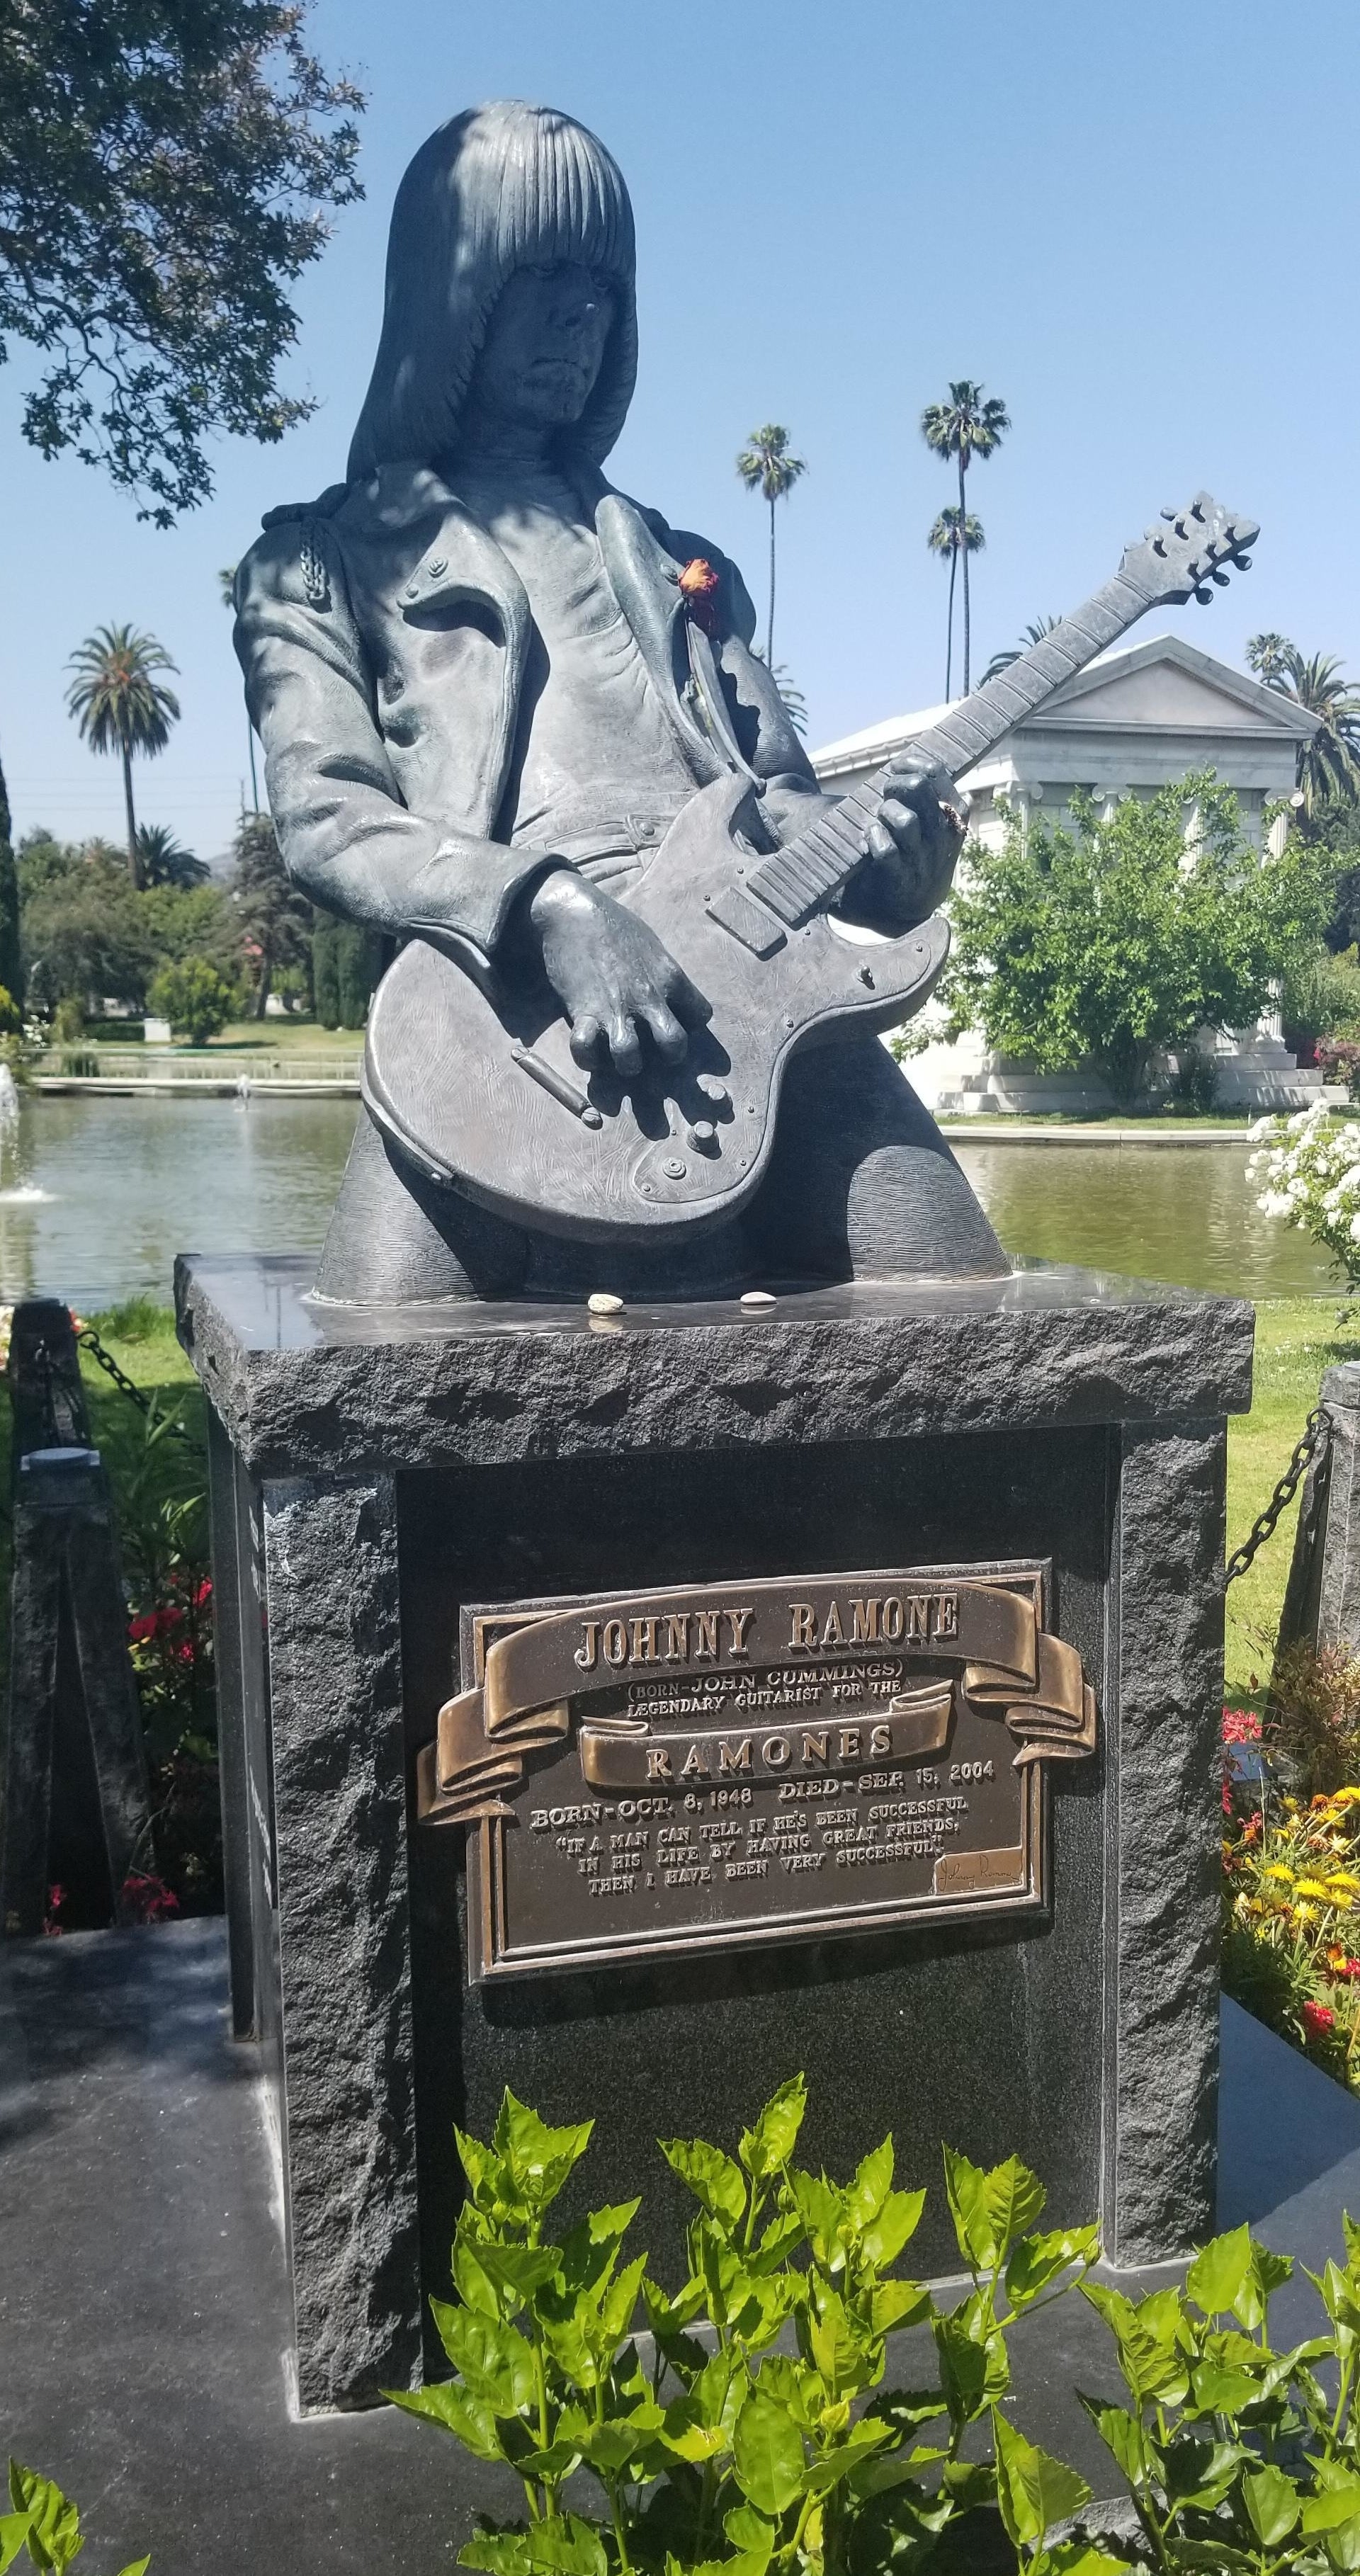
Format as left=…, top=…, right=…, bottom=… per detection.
left=418, top=1562, right=1096, bottom=1983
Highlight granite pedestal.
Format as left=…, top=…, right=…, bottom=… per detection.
left=176, top=1253, right=1254, bottom=2412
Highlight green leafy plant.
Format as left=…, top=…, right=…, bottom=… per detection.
left=1, top=2458, right=147, bottom=2576
left=941, top=778, right=1332, bottom=1104
left=392, top=2082, right=1102, bottom=2576
left=146, top=958, right=236, bottom=1048
left=1078, top=2216, right=1360, bottom=2570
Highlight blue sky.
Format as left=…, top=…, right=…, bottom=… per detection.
left=1, top=0, right=1354, bottom=863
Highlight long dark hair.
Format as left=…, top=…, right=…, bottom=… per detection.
left=348, top=100, right=638, bottom=482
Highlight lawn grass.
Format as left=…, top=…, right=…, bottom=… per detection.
left=1225, top=1295, right=1360, bottom=1694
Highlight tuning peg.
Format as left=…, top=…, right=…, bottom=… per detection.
left=1211, top=569, right=1230, bottom=586
left=1160, top=506, right=1177, bottom=521
left=1194, top=586, right=1213, bottom=605
left=1232, top=552, right=1252, bottom=571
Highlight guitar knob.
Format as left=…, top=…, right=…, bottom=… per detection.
left=662, top=1157, right=687, bottom=1180
left=686, top=1121, right=718, bottom=1154
left=697, top=1075, right=730, bottom=1108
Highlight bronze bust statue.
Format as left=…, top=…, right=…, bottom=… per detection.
left=234, top=100, right=1006, bottom=1300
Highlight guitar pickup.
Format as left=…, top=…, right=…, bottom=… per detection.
left=704, top=884, right=788, bottom=958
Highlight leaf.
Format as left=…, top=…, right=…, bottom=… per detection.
left=808, top=2285, right=872, bottom=2391
left=0, top=2521, right=30, bottom=2576
left=983, top=2157, right=1047, bottom=2261
left=659, top=2136, right=747, bottom=2229
left=1185, top=2358, right=1262, bottom=2419
left=942, top=2145, right=994, bottom=2270
left=722, top=2505, right=776, bottom=2565
left=492, top=2094, right=594, bottom=2212
left=1004, top=2225, right=1099, bottom=2310
left=788, top=2169, right=844, bottom=2267
left=1077, top=2397, right=1145, bottom=2488
left=732, top=2391, right=806, bottom=2518
left=1080, top=2283, right=1189, bottom=2407
left=1161, top=2434, right=1247, bottom=2512
left=803, top=2421, right=894, bottom=2497
left=845, top=2138, right=894, bottom=2228
left=453, top=2233, right=504, bottom=2320
left=1241, top=2463, right=1300, bottom=2548
left=5, top=2471, right=80, bottom=2576
left=934, top=2310, right=1009, bottom=2423
left=600, top=2250, right=649, bottom=2344
left=868, top=2279, right=931, bottom=2337
left=1186, top=2223, right=1252, bottom=2319
left=1036, top=2549, right=1135, bottom=2576
left=429, top=2301, right=537, bottom=2410
left=556, top=2203, right=640, bottom=2300
left=472, top=2242, right=565, bottom=2311
left=992, top=2410, right=1091, bottom=2551
left=738, top=2076, right=808, bottom=2181
left=113, top=2563, right=150, bottom=2576
left=387, top=2382, right=507, bottom=2463
left=861, top=2188, right=927, bottom=2270
left=1305, top=2487, right=1360, bottom=2534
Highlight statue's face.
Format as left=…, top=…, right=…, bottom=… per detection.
left=465, top=260, right=614, bottom=439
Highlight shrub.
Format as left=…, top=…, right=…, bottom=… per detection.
left=147, top=958, right=235, bottom=1047
left=1249, top=1105, right=1360, bottom=1286
left=941, top=777, right=1332, bottom=1104
left=397, top=2081, right=1360, bottom=2573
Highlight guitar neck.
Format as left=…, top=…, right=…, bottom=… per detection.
left=744, top=563, right=1157, bottom=930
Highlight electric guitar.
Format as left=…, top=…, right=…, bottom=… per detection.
left=364, top=492, right=1258, bottom=1242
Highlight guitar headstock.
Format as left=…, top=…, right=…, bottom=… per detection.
left=1119, top=490, right=1259, bottom=606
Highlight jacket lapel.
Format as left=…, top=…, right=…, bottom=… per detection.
left=594, top=489, right=742, bottom=785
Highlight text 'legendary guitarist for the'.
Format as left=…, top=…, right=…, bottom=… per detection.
left=234, top=100, right=1009, bottom=1300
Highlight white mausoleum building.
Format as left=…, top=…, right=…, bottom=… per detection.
left=811, top=633, right=1323, bottom=1113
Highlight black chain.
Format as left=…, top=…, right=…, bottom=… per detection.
left=75, top=1324, right=195, bottom=1445
left=1225, top=1405, right=1331, bottom=1587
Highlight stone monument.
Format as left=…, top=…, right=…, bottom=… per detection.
left=181, top=99, right=1257, bottom=2410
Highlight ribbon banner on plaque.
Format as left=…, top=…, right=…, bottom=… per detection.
left=415, top=1564, right=1097, bottom=1984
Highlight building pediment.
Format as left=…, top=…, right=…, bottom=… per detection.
left=1028, top=634, right=1319, bottom=741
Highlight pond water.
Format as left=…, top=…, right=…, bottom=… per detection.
left=0, top=1094, right=1336, bottom=1311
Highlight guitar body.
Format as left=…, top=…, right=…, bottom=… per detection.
left=364, top=773, right=950, bottom=1244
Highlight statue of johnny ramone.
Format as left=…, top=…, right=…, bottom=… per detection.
left=234, top=100, right=1006, bottom=1300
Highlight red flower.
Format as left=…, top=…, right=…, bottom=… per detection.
left=1303, top=2000, right=1337, bottom=2038
left=121, top=1872, right=181, bottom=1925
left=1222, top=1709, right=1262, bottom=1743
left=677, top=555, right=720, bottom=634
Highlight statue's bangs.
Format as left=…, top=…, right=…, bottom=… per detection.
left=483, top=110, right=633, bottom=287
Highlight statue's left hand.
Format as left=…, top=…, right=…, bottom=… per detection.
left=840, top=759, right=970, bottom=931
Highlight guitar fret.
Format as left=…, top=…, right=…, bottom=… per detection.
left=730, top=517, right=1247, bottom=931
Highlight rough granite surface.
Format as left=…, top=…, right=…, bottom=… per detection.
left=177, top=1256, right=1254, bottom=1478
left=1106, top=1418, right=1227, bottom=2264
left=260, top=1475, right=420, bottom=2407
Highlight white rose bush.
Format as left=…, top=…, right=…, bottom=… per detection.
left=1249, top=1104, right=1360, bottom=1284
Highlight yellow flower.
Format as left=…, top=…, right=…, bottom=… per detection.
left=1295, top=1879, right=1336, bottom=1899
left=1327, top=1875, right=1360, bottom=1894
left=1283, top=1798, right=1299, bottom=1813
left=1265, top=1864, right=1296, bottom=1883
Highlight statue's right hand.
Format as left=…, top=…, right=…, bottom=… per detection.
left=525, top=868, right=710, bottom=1077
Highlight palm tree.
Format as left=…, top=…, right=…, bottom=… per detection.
left=65, top=623, right=180, bottom=886
left=735, top=424, right=807, bottom=666
left=926, top=509, right=985, bottom=698
left=980, top=615, right=1062, bottom=688
left=1248, top=637, right=1360, bottom=815
left=135, top=823, right=210, bottom=889
left=1246, top=632, right=1293, bottom=688
left=920, top=381, right=1010, bottom=694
